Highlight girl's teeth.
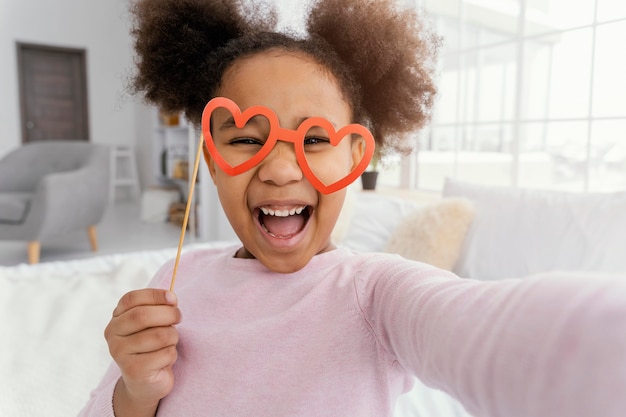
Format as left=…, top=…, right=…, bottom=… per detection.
left=259, top=206, right=306, bottom=217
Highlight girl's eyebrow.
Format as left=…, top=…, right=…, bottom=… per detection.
left=219, top=117, right=236, bottom=129
left=219, top=115, right=267, bottom=130
left=218, top=115, right=338, bottom=130
left=296, top=116, right=338, bottom=128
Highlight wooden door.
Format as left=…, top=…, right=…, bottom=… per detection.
left=17, top=43, right=90, bottom=143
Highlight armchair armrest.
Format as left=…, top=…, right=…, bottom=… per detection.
left=0, top=152, right=41, bottom=192
left=24, top=165, right=109, bottom=240
left=0, top=163, right=13, bottom=191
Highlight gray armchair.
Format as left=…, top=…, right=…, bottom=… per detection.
left=0, top=141, right=110, bottom=263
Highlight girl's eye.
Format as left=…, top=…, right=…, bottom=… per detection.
left=304, top=136, right=330, bottom=146
left=230, top=137, right=264, bottom=146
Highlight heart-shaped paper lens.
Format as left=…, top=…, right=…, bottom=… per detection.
left=202, top=98, right=278, bottom=176
left=202, top=97, right=375, bottom=194
left=295, top=118, right=375, bottom=194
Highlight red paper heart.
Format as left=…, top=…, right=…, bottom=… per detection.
left=202, top=97, right=375, bottom=194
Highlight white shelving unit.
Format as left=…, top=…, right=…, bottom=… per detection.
left=153, top=116, right=190, bottom=183
left=151, top=111, right=236, bottom=242
left=109, top=144, right=141, bottom=202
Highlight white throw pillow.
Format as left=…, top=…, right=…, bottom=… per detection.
left=331, top=189, right=357, bottom=244
left=340, top=192, right=421, bottom=253
left=385, top=197, right=475, bottom=271
left=443, top=178, right=626, bottom=279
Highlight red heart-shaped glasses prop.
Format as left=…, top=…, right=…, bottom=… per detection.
left=201, top=97, right=375, bottom=194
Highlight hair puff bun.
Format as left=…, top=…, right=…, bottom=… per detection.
left=130, top=0, right=278, bottom=123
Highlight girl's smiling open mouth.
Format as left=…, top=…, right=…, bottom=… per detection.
left=255, top=205, right=312, bottom=239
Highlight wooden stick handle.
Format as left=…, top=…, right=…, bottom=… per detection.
left=170, top=134, right=205, bottom=292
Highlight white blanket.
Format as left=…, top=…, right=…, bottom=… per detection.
left=0, top=247, right=186, bottom=417
left=0, top=243, right=469, bottom=417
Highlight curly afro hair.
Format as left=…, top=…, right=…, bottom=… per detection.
left=130, top=0, right=440, bottom=157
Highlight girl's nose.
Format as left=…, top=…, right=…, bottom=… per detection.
left=256, top=141, right=303, bottom=186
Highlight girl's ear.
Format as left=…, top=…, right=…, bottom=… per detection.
left=202, top=141, right=218, bottom=184
left=350, top=136, right=367, bottom=171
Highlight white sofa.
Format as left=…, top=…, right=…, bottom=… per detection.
left=442, top=178, right=626, bottom=279
left=2, top=178, right=625, bottom=417
left=338, top=178, right=626, bottom=280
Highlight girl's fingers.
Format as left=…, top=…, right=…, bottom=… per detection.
left=108, top=304, right=182, bottom=337
left=107, top=318, right=180, bottom=366
left=118, top=345, right=179, bottom=395
left=123, top=326, right=180, bottom=355
left=119, top=344, right=179, bottom=377
left=113, top=289, right=177, bottom=317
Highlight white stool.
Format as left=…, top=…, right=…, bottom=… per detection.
left=109, top=145, right=141, bottom=202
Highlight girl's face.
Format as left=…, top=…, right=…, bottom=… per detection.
left=206, top=50, right=364, bottom=273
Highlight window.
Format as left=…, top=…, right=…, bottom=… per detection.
left=393, top=0, right=626, bottom=192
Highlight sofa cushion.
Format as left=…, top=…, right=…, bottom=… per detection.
left=385, top=197, right=476, bottom=271
left=0, top=192, right=32, bottom=223
left=331, top=189, right=357, bottom=244
left=443, top=178, right=626, bottom=279
left=340, top=192, right=421, bottom=253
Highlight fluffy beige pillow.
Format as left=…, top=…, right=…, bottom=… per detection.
left=385, top=197, right=475, bottom=271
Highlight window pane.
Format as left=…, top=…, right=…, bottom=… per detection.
left=433, top=55, right=462, bottom=124
left=588, top=120, right=626, bottom=191
left=518, top=121, right=549, bottom=152
left=465, top=123, right=512, bottom=152
left=423, top=0, right=462, bottom=19
left=456, top=150, right=513, bottom=186
left=425, top=0, right=519, bottom=49
left=417, top=126, right=457, bottom=189
left=521, top=40, right=554, bottom=120
left=592, top=21, right=626, bottom=118
left=517, top=122, right=571, bottom=190
left=436, top=44, right=518, bottom=126
left=459, top=53, right=478, bottom=124
left=517, top=153, right=555, bottom=189
left=417, top=150, right=457, bottom=190
left=524, top=0, right=595, bottom=37
left=465, top=0, right=521, bottom=41
left=465, top=0, right=520, bottom=14
left=545, top=28, right=593, bottom=119
left=519, top=121, right=589, bottom=191
left=437, top=17, right=462, bottom=55
left=377, top=154, right=405, bottom=188
left=597, top=0, right=626, bottom=22
left=460, top=19, right=516, bottom=49
left=523, top=29, right=593, bottom=120
left=475, top=45, right=517, bottom=122
left=458, top=124, right=514, bottom=186
left=426, top=126, right=459, bottom=151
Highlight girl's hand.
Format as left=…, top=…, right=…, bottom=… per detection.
left=104, top=289, right=181, bottom=415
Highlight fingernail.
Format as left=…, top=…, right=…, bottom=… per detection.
left=165, top=291, right=177, bottom=304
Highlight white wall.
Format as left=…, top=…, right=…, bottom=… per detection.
left=0, top=0, right=155, bottom=189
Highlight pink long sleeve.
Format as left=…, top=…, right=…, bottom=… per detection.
left=78, top=246, right=626, bottom=417
left=358, top=259, right=626, bottom=417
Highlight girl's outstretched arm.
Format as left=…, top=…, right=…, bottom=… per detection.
left=359, top=257, right=626, bottom=417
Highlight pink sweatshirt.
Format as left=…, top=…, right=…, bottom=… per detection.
left=79, top=245, right=626, bottom=417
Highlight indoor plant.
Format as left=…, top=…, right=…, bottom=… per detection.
left=360, top=151, right=380, bottom=190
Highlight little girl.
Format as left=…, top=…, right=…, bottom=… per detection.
left=79, top=0, right=626, bottom=416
